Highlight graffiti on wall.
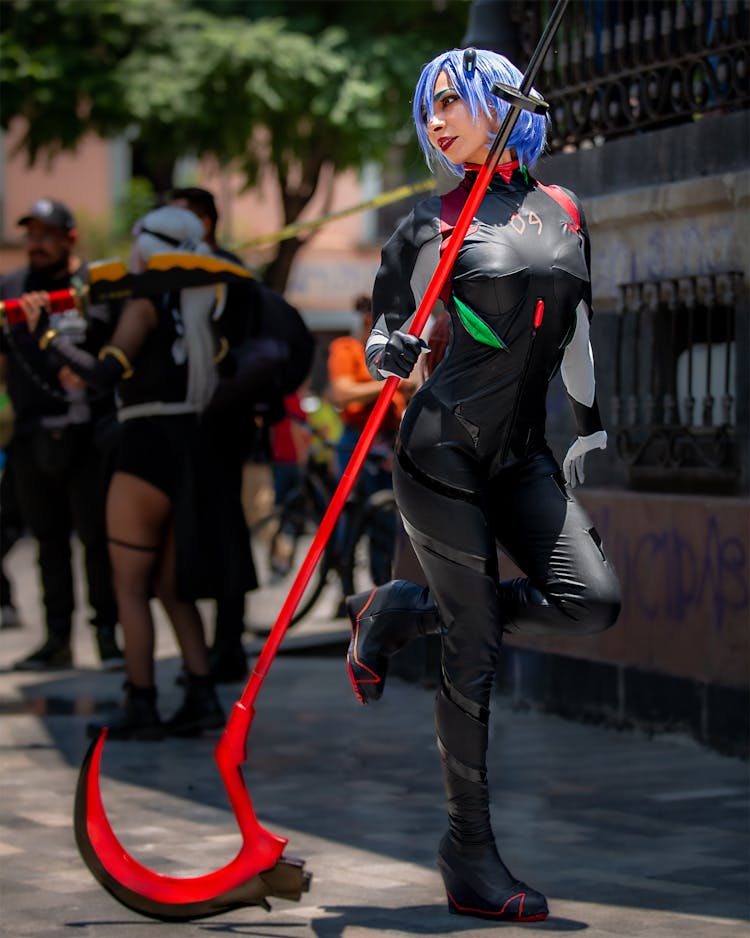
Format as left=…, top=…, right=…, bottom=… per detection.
left=591, top=212, right=739, bottom=303
left=590, top=505, right=748, bottom=634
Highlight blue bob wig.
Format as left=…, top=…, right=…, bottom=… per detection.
left=413, top=48, right=548, bottom=178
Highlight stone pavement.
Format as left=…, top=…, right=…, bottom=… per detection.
left=1, top=537, right=749, bottom=938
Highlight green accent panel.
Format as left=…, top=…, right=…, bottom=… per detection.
left=559, top=308, right=578, bottom=349
left=453, top=295, right=508, bottom=350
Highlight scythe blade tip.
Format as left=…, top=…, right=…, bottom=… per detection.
left=259, top=855, right=313, bottom=901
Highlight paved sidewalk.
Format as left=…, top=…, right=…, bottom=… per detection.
left=1, top=537, right=749, bottom=938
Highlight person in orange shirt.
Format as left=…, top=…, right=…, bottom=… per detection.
left=328, top=294, right=413, bottom=477
left=327, top=295, right=416, bottom=609
left=270, top=391, right=311, bottom=504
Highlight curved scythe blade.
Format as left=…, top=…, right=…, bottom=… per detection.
left=74, top=721, right=311, bottom=921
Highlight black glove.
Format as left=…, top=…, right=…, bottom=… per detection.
left=376, top=331, right=428, bottom=379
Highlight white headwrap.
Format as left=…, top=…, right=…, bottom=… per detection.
left=131, top=206, right=218, bottom=411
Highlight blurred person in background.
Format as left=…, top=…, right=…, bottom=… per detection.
left=265, top=389, right=312, bottom=579
left=170, top=186, right=257, bottom=683
left=327, top=294, right=416, bottom=611
left=23, top=206, right=228, bottom=739
left=0, top=198, right=121, bottom=670
left=328, top=294, right=415, bottom=480
left=270, top=390, right=311, bottom=506
left=0, top=388, right=24, bottom=630
left=0, top=465, right=23, bottom=631
left=172, top=187, right=315, bottom=675
left=304, top=385, right=343, bottom=476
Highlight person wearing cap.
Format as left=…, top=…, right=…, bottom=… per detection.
left=0, top=198, right=122, bottom=671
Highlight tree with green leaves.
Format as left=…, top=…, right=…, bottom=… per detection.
left=1, top=0, right=470, bottom=290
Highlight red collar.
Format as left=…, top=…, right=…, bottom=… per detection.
left=463, top=159, right=519, bottom=183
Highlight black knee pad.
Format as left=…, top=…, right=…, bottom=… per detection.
left=579, top=593, right=621, bottom=634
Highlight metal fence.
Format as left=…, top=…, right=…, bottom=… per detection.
left=613, top=271, right=743, bottom=491
left=516, top=0, right=749, bottom=151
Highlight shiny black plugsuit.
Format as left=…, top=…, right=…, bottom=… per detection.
left=365, top=166, right=621, bottom=888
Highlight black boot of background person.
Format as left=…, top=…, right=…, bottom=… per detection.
left=208, top=642, right=249, bottom=684
left=95, top=624, right=125, bottom=672
left=210, top=594, right=249, bottom=683
left=0, top=552, right=21, bottom=630
left=345, top=579, right=440, bottom=704
left=13, top=632, right=72, bottom=671
left=434, top=679, right=548, bottom=923
left=86, top=682, right=163, bottom=741
left=0, top=455, right=23, bottom=631
left=165, top=673, right=225, bottom=737
left=174, top=647, right=248, bottom=687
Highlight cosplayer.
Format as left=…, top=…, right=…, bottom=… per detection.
left=345, top=49, right=621, bottom=922
left=23, top=207, right=232, bottom=739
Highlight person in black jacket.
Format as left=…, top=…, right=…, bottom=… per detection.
left=172, top=187, right=315, bottom=679
left=343, top=49, right=621, bottom=923
left=22, top=206, right=231, bottom=740
left=170, top=187, right=257, bottom=683
left=0, top=198, right=121, bottom=671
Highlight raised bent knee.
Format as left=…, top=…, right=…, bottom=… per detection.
left=571, top=563, right=622, bottom=633
left=500, top=573, right=621, bottom=637
left=577, top=591, right=621, bottom=634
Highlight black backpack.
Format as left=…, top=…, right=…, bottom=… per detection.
left=251, top=281, right=315, bottom=398
left=209, top=279, right=316, bottom=431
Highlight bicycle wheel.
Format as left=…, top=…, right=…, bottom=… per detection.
left=248, top=501, right=329, bottom=635
left=348, top=489, right=400, bottom=596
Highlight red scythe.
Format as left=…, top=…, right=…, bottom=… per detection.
left=74, top=0, right=569, bottom=920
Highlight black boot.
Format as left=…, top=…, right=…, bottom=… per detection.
left=87, top=682, right=163, bottom=741
left=438, top=834, right=548, bottom=922
left=165, top=673, right=225, bottom=737
left=209, top=642, right=249, bottom=684
left=434, top=679, right=548, bottom=923
left=345, top=579, right=440, bottom=704
left=95, top=624, right=125, bottom=672
left=13, top=634, right=72, bottom=671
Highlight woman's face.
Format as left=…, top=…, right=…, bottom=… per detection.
left=424, top=70, right=495, bottom=166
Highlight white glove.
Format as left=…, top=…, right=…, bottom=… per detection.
left=563, top=430, right=607, bottom=488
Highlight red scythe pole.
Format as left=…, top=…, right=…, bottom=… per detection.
left=0, top=253, right=254, bottom=328
left=0, top=285, right=90, bottom=324
left=75, top=0, right=570, bottom=921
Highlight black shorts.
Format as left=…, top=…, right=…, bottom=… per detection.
left=115, top=414, right=198, bottom=499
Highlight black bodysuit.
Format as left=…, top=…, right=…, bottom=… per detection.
left=368, top=166, right=620, bottom=713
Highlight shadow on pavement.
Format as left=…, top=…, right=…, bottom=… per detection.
left=11, top=653, right=750, bottom=928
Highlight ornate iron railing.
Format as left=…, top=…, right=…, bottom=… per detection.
left=516, top=0, right=749, bottom=151
left=613, top=271, right=742, bottom=490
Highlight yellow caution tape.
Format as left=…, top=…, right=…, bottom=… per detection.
left=237, top=178, right=435, bottom=249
